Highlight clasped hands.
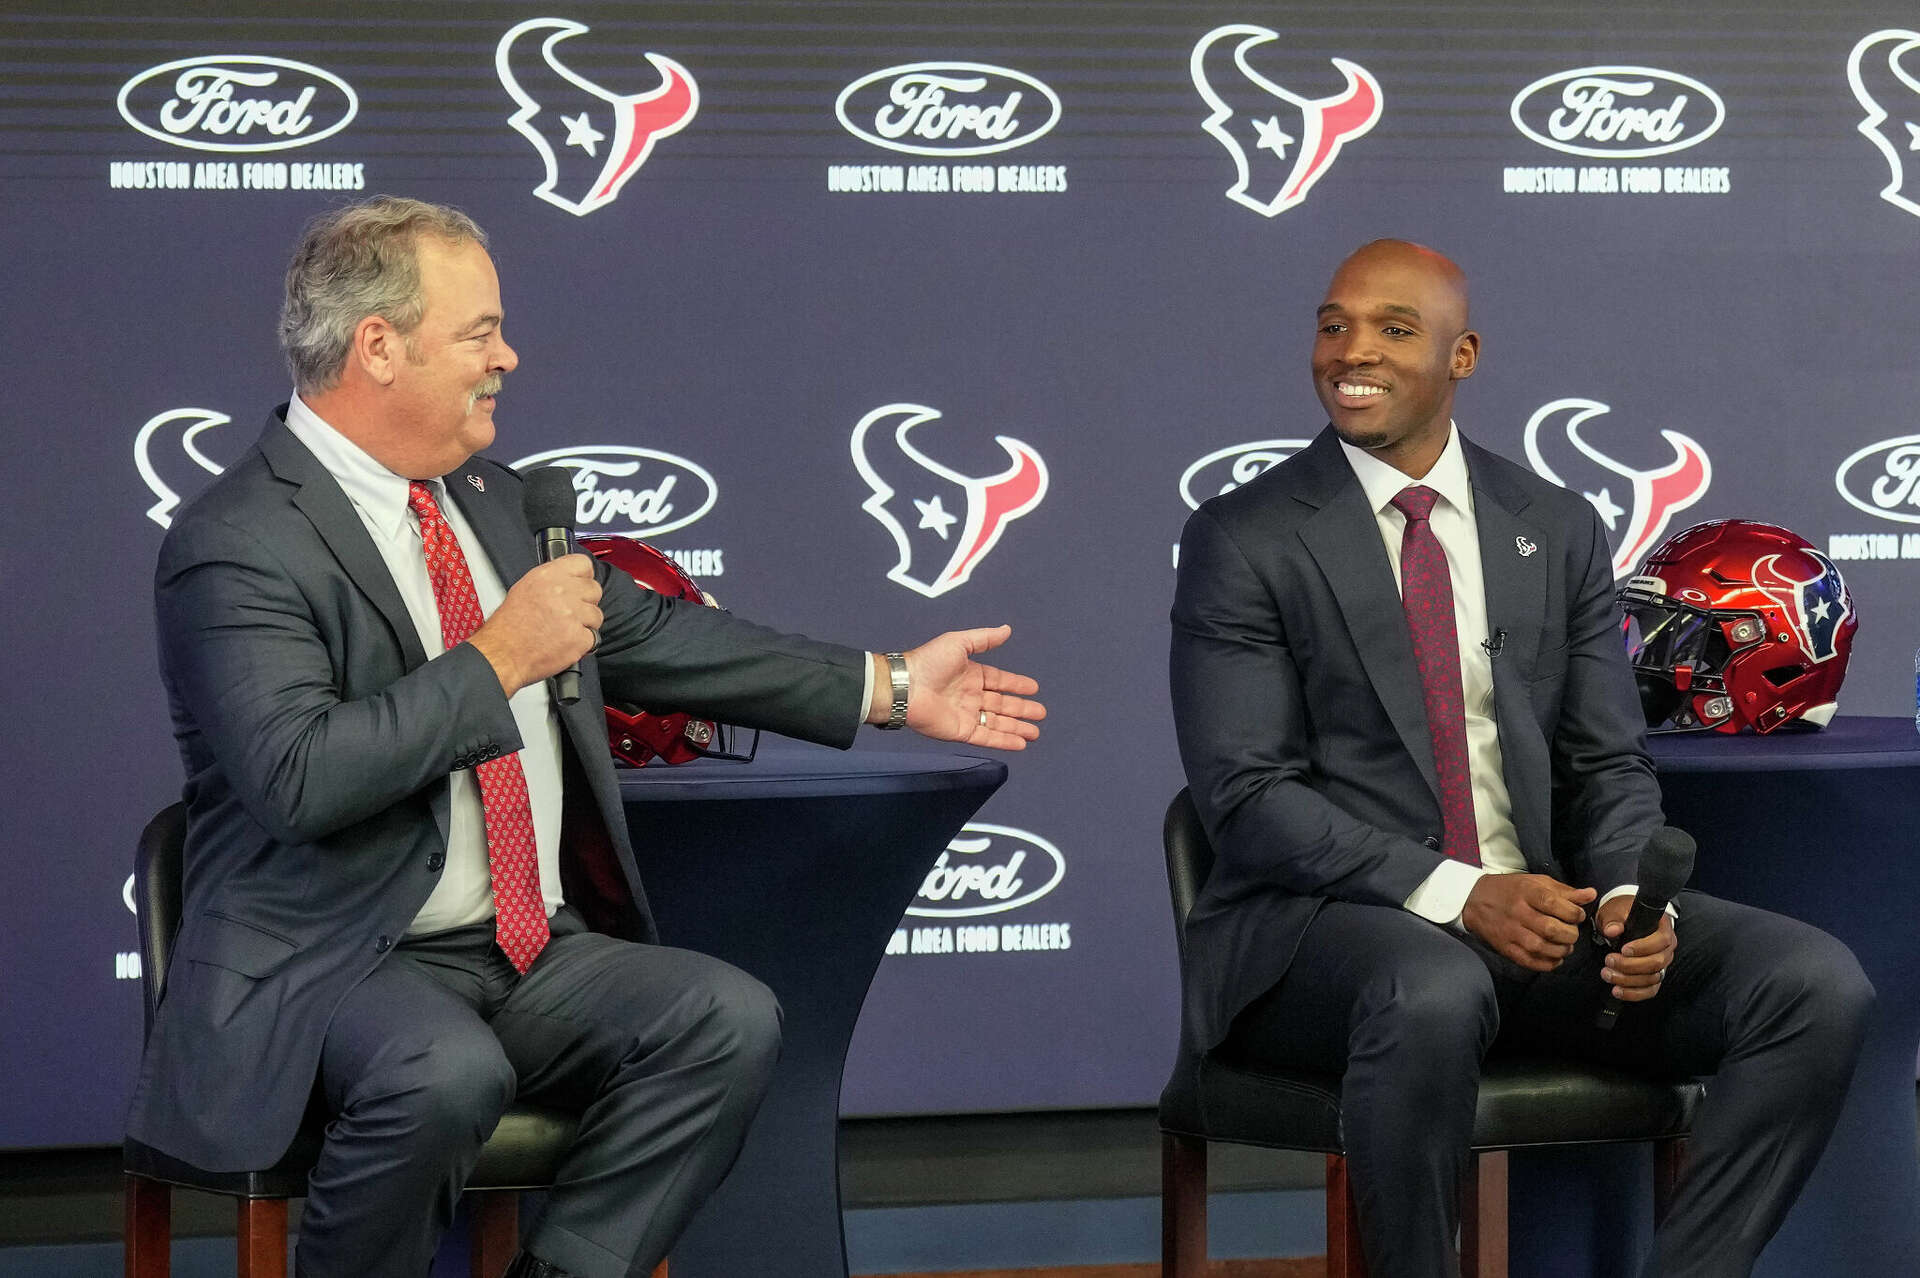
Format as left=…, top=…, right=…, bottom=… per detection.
left=1461, top=872, right=1674, bottom=1002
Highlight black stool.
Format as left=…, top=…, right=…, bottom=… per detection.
left=121, top=803, right=665, bottom=1278
left=1158, top=788, right=1703, bottom=1277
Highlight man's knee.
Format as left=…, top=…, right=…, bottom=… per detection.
left=670, top=963, right=784, bottom=1088
left=1356, top=949, right=1499, bottom=1059
left=1786, top=931, right=1875, bottom=1042
left=362, top=1036, right=516, bottom=1146
left=707, top=967, right=784, bottom=1075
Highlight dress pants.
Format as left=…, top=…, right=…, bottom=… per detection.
left=1223, top=891, right=1872, bottom=1278
left=293, top=906, right=782, bottom=1278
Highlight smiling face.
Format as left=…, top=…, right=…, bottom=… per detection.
left=1312, top=240, right=1478, bottom=477
left=384, top=235, right=518, bottom=477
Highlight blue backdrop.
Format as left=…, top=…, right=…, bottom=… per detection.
left=4, top=0, right=1917, bottom=1146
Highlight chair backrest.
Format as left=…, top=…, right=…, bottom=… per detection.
left=135, top=803, right=187, bottom=1038
left=1161, top=787, right=1215, bottom=935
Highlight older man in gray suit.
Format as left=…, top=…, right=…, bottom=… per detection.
left=128, top=196, right=1044, bottom=1278
left=1170, top=239, right=1869, bottom=1277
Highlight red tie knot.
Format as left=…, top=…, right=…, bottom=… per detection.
left=1391, top=485, right=1441, bottom=523
left=407, top=481, right=442, bottom=524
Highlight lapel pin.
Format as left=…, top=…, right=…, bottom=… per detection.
left=1515, top=535, right=1537, bottom=557
left=467, top=474, right=485, bottom=493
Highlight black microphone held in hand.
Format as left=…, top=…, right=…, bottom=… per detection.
left=522, top=466, right=582, bottom=706
left=1595, top=825, right=1696, bottom=1030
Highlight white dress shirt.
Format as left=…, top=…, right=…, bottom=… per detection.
left=1339, top=426, right=1653, bottom=928
left=1337, top=427, right=1522, bottom=925
left=285, top=395, right=568, bottom=935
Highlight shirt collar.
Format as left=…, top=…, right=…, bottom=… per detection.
left=283, top=393, right=436, bottom=542
left=1337, top=422, right=1474, bottom=520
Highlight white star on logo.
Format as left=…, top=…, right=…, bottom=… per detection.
left=1811, top=598, right=1832, bottom=622
left=1906, top=121, right=1920, bottom=150
left=562, top=111, right=605, bottom=156
left=1252, top=115, right=1294, bottom=159
left=915, top=495, right=957, bottom=539
left=1584, top=486, right=1625, bottom=530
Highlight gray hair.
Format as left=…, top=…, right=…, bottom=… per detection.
left=279, top=195, right=488, bottom=393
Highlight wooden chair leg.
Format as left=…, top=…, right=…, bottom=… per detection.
left=1653, top=1136, right=1690, bottom=1228
left=235, top=1198, right=288, bottom=1278
left=1459, top=1150, right=1508, bottom=1278
left=1161, top=1131, right=1208, bottom=1278
left=1324, top=1153, right=1368, bottom=1278
left=124, top=1174, right=171, bottom=1278
left=470, top=1190, right=520, bottom=1278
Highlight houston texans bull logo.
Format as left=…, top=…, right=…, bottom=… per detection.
left=850, top=404, right=1048, bottom=598
left=136, top=407, right=235, bottom=529
left=1753, top=551, right=1853, bottom=662
left=1190, top=24, right=1382, bottom=218
left=1847, top=29, right=1920, bottom=219
left=496, top=17, right=698, bottom=217
left=1523, top=398, right=1712, bottom=580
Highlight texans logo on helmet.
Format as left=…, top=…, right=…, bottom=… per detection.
left=1847, top=29, right=1920, bottom=219
left=1753, top=551, right=1853, bottom=662
left=496, top=17, right=698, bottom=217
left=1523, top=397, right=1712, bottom=580
left=1189, top=24, right=1382, bottom=218
left=136, top=407, right=234, bottom=529
left=850, top=403, right=1048, bottom=598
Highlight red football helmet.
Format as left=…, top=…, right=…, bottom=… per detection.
left=578, top=535, right=758, bottom=767
left=1616, top=520, right=1858, bottom=734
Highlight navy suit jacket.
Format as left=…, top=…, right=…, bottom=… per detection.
left=1169, top=427, right=1663, bottom=1052
left=128, top=410, right=866, bottom=1171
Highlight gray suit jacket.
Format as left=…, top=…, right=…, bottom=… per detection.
left=128, top=409, right=866, bottom=1171
left=1169, top=427, right=1662, bottom=1052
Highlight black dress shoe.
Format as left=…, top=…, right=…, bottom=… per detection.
left=501, top=1251, right=574, bottom=1278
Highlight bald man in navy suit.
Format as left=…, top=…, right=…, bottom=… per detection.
left=1170, top=240, right=1869, bottom=1277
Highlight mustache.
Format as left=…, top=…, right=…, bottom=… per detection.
left=468, top=375, right=504, bottom=408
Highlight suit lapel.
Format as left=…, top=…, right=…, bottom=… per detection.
left=259, top=413, right=428, bottom=672
left=1293, top=432, right=1442, bottom=803
left=444, top=462, right=536, bottom=586
left=1464, top=439, right=1553, bottom=863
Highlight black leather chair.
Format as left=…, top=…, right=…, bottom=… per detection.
left=1158, top=788, right=1705, bottom=1278
left=122, top=803, right=666, bottom=1278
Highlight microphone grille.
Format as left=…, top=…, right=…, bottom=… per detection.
left=521, top=467, right=576, bottom=532
left=1639, top=826, right=1697, bottom=902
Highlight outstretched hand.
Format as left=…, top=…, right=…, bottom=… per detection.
left=882, top=625, right=1045, bottom=751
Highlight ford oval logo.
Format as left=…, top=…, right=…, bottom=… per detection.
left=511, top=446, right=718, bottom=538
left=1510, top=66, right=1724, bottom=158
left=907, top=823, right=1064, bottom=918
left=1178, top=439, right=1310, bottom=510
left=1835, top=434, right=1920, bottom=525
left=836, top=62, right=1061, bottom=157
left=118, top=56, right=358, bottom=153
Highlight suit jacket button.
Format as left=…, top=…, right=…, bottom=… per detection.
left=1424, top=836, right=1441, bottom=850
left=426, top=853, right=445, bottom=872
left=375, top=935, right=392, bottom=952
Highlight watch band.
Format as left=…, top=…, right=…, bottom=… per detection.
left=878, top=652, right=909, bottom=730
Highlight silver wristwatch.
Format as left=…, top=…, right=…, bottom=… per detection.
left=877, top=652, right=909, bottom=730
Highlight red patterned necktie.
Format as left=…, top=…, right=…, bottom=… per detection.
left=408, top=481, right=550, bottom=972
left=1390, top=485, right=1481, bottom=866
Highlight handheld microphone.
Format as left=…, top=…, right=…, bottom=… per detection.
left=522, top=467, right=582, bottom=706
left=1594, top=826, right=1695, bottom=1030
